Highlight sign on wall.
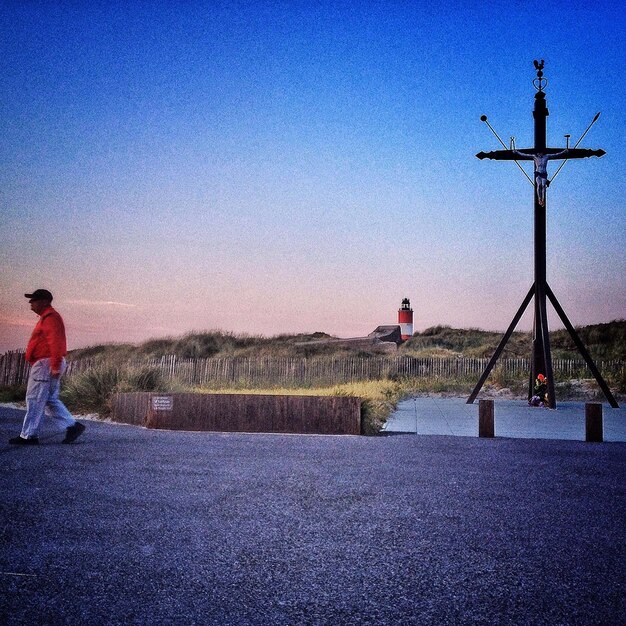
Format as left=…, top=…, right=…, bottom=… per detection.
left=152, top=396, right=173, bottom=411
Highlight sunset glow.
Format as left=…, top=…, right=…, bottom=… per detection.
left=1, top=1, right=624, bottom=353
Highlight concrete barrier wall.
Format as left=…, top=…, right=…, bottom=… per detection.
left=111, top=392, right=362, bottom=435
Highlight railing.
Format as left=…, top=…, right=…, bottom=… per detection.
left=1, top=350, right=623, bottom=388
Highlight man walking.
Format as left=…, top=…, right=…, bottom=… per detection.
left=9, top=289, right=85, bottom=445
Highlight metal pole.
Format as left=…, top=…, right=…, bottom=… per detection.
left=530, top=84, right=556, bottom=407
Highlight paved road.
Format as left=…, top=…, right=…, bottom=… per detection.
left=384, top=397, right=626, bottom=441
left=1, top=406, right=625, bottom=625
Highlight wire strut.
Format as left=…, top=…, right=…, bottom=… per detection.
left=550, top=112, right=601, bottom=184
left=480, top=116, right=535, bottom=186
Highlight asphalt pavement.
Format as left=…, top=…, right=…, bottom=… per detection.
left=1, top=404, right=625, bottom=625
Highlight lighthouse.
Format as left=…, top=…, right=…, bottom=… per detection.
left=398, top=298, right=414, bottom=341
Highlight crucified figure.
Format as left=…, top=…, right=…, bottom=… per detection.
left=510, top=138, right=569, bottom=206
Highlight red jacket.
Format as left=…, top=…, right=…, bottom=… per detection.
left=25, top=306, right=67, bottom=373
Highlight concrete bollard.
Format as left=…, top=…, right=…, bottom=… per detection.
left=585, top=403, right=603, bottom=442
left=479, top=399, right=495, bottom=438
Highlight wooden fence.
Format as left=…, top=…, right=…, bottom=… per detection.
left=0, top=351, right=30, bottom=387
left=1, top=350, right=623, bottom=388
left=0, top=351, right=96, bottom=387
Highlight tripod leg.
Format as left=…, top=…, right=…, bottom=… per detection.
left=546, top=284, right=619, bottom=408
left=467, top=285, right=534, bottom=404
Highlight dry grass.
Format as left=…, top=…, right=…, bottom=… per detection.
left=66, top=320, right=626, bottom=364
left=58, top=372, right=412, bottom=434
left=60, top=364, right=174, bottom=414
left=189, top=380, right=408, bottom=434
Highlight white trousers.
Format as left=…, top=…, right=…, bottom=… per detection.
left=21, top=358, right=76, bottom=438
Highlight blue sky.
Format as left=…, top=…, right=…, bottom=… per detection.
left=1, top=1, right=624, bottom=351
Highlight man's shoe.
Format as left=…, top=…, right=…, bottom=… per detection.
left=9, top=436, right=39, bottom=445
left=62, top=422, right=86, bottom=444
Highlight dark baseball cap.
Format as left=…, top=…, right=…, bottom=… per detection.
left=25, top=289, right=53, bottom=301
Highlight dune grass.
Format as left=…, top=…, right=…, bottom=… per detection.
left=60, top=364, right=175, bottom=414
left=0, top=384, right=27, bottom=404
left=190, top=380, right=409, bottom=434
left=66, top=321, right=626, bottom=363
left=59, top=369, right=414, bottom=434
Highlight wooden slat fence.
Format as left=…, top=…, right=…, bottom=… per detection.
left=1, top=351, right=623, bottom=388
left=0, top=351, right=30, bottom=387
left=0, top=351, right=95, bottom=386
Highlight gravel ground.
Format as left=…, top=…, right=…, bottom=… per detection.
left=1, top=406, right=625, bottom=625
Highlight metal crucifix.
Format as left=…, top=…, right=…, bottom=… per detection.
left=467, top=60, right=619, bottom=409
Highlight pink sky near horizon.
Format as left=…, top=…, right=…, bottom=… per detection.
left=1, top=272, right=622, bottom=354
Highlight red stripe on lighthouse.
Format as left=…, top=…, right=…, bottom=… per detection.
left=398, top=298, right=414, bottom=341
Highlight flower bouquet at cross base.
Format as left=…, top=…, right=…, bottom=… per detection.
left=529, top=373, right=549, bottom=407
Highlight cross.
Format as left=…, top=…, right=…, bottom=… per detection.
left=467, top=60, right=618, bottom=409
